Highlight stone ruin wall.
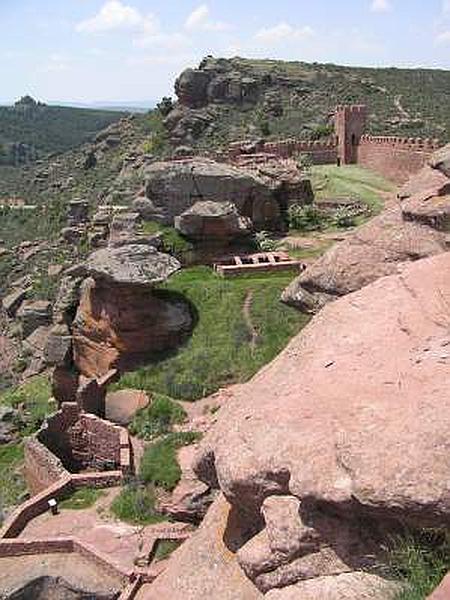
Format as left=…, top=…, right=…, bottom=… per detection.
left=357, top=135, right=440, bottom=184
left=225, top=104, right=443, bottom=183
left=24, top=403, right=130, bottom=495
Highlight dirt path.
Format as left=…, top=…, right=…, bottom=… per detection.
left=394, top=94, right=410, bottom=119
left=243, top=290, right=259, bottom=351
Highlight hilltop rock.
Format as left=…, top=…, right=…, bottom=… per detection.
left=83, top=244, right=181, bottom=287
left=149, top=252, right=450, bottom=599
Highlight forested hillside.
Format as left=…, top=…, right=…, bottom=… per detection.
left=0, top=96, right=126, bottom=165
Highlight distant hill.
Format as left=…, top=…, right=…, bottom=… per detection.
left=165, top=57, right=450, bottom=149
left=0, top=96, right=127, bottom=165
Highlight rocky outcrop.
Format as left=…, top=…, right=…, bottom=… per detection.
left=71, top=245, right=192, bottom=378
left=141, top=158, right=285, bottom=230
left=283, top=151, right=450, bottom=313
left=147, top=253, right=450, bottom=599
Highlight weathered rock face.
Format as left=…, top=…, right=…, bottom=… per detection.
left=148, top=253, right=450, bottom=599
left=283, top=152, right=450, bottom=313
left=175, top=201, right=250, bottom=242
left=71, top=245, right=192, bottom=378
left=142, top=158, right=283, bottom=230
left=428, top=143, right=450, bottom=178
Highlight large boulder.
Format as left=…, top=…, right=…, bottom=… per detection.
left=82, top=244, right=180, bottom=287
left=142, top=158, right=283, bottom=230
left=148, top=253, right=450, bottom=599
left=175, top=68, right=211, bottom=108
left=175, top=201, right=250, bottom=242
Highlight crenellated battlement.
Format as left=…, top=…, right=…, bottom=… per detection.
left=359, top=135, right=440, bottom=151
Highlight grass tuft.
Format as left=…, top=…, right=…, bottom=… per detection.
left=110, top=483, right=166, bottom=525
left=389, top=530, right=450, bottom=600
left=139, top=432, right=202, bottom=492
left=59, top=487, right=105, bottom=510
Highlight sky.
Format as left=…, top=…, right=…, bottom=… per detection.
left=1, top=0, right=450, bottom=104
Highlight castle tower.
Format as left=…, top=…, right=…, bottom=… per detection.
left=334, top=105, right=367, bottom=165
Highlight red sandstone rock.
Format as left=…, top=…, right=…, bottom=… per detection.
left=105, top=389, right=150, bottom=426
left=148, top=253, right=450, bottom=599
left=159, top=444, right=215, bottom=524
left=72, top=277, right=192, bottom=377
left=429, top=143, right=450, bottom=178
left=427, top=574, right=450, bottom=600
left=398, top=165, right=450, bottom=200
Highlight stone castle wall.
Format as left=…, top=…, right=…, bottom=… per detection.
left=225, top=105, right=443, bottom=183
left=357, top=135, right=440, bottom=184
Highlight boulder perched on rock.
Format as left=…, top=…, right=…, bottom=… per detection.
left=71, top=246, right=192, bottom=377
left=82, top=244, right=180, bottom=287
left=148, top=252, right=450, bottom=599
left=142, top=158, right=283, bottom=230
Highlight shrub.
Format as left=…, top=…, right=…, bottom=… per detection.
left=333, top=206, right=358, bottom=229
left=157, top=97, right=174, bottom=117
left=110, top=482, right=165, bottom=525
left=254, top=230, right=278, bottom=252
left=129, top=394, right=187, bottom=440
left=139, top=432, right=202, bottom=492
left=288, top=204, right=327, bottom=231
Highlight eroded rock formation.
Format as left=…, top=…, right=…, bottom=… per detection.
left=71, top=245, right=193, bottom=378
left=146, top=252, right=450, bottom=599
left=282, top=145, right=450, bottom=312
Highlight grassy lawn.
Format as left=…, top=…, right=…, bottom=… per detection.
left=310, top=165, right=395, bottom=214
left=129, top=393, right=187, bottom=441
left=0, top=443, right=26, bottom=516
left=114, top=267, right=309, bottom=401
left=139, top=432, right=202, bottom=492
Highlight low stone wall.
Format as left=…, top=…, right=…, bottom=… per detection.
left=25, top=403, right=132, bottom=494
left=0, top=471, right=123, bottom=539
left=357, top=136, right=440, bottom=184
left=0, top=476, right=73, bottom=538
left=24, top=438, right=69, bottom=495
